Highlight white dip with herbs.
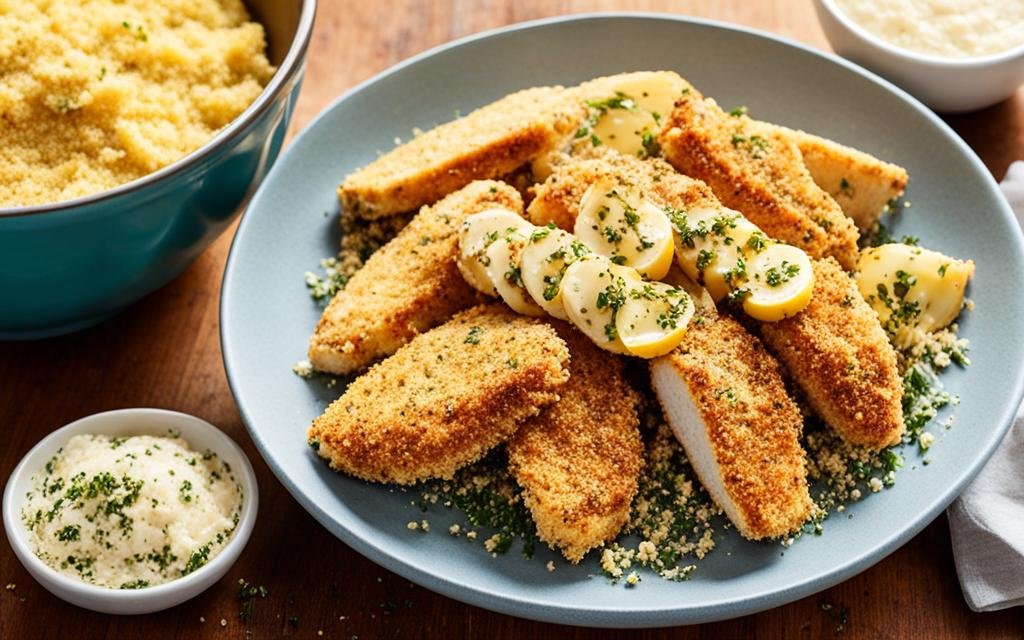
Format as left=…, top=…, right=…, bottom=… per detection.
left=835, top=0, right=1024, bottom=58
left=21, top=433, right=242, bottom=590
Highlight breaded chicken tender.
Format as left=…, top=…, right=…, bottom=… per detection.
left=308, top=181, right=522, bottom=375
left=507, top=322, right=643, bottom=563
left=658, top=89, right=860, bottom=270
left=527, top=148, right=718, bottom=231
left=759, top=257, right=904, bottom=449
left=339, top=87, right=584, bottom=219
left=651, top=312, right=813, bottom=540
left=308, top=304, right=571, bottom=484
left=777, top=126, right=909, bottom=232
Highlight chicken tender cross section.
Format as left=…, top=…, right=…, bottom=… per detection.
left=759, top=257, right=904, bottom=450
left=527, top=148, right=719, bottom=231
left=508, top=323, right=643, bottom=563
left=658, top=89, right=860, bottom=270
left=339, top=86, right=585, bottom=219
left=308, top=180, right=523, bottom=375
left=308, top=304, right=571, bottom=485
left=650, top=314, right=813, bottom=540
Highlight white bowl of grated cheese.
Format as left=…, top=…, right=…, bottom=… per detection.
left=815, top=0, right=1024, bottom=113
left=2, top=409, right=258, bottom=615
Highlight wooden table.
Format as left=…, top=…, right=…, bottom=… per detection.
left=2, top=1, right=1023, bottom=637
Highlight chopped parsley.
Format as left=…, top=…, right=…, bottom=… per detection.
left=639, top=131, right=660, bottom=158
left=596, top=274, right=628, bottom=342
left=746, top=232, right=768, bottom=253
left=696, top=249, right=714, bottom=272
left=764, top=261, right=800, bottom=287
left=464, top=326, right=484, bottom=344
left=181, top=543, right=210, bottom=575
left=504, top=265, right=523, bottom=287
left=119, top=579, right=149, bottom=590
left=238, top=580, right=269, bottom=622
left=529, top=224, right=555, bottom=243
left=55, top=524, right=80, bottom=542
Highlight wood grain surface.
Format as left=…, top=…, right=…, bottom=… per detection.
left=2, top=1, right=1023, bottom=638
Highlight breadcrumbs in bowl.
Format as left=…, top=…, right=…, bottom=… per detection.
left=0, top=0, right=275, bottom=208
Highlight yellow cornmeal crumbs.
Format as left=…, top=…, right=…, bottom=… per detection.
left=0, top=0, right=275, bottom=207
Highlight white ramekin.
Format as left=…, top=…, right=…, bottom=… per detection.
left=2, top=408, right=259, bottom=615
left=814, top=0, right=1024, bottom=113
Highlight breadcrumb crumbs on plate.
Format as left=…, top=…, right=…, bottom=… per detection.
left=292, top=360, right=315, bottom=378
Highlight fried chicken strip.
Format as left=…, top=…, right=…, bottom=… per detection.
left=773, top=126, right=908, bottom=232
left=308, top=304, right=570, bottom=484
left=651, top=313, right=813, bottom=540
left=658, top=88, right=860, bottom=269
left=759, top=257, right=905, bottom=449
left=339, top=87, right=584, bottom=219
left=309, top=180, right=522, bottom=375
left=508, top=322, right=643, bottom=563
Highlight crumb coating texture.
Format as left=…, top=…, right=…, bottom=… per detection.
left=309, top=180, right=523, bottom=375
left=656, top=314, right=813, bottom=539
left=508, top=322, right=643, bottom=563
left=760, top=257, right=905, bottom=449
left=309, top=304, right=571, bottom=485
left=340, top=87, right=585, bottom=219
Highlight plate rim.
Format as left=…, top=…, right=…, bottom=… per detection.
left=220, top=11, right=1024, bottom=627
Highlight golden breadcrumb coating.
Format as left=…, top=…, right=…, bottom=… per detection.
left=309, top=180, right=522, bottom=375
left=526, top=147, right=718, bottom=231
left=308, top=304, right=571, bottom=485
left=339, top=87, right=584, bottom=219
left=759, top=257, right=904, bottom=449
left=775, top=126, right=909, bottom=232
left=507, top=322, right=643, bottom=563
left=658, top=89, right=860, bottom=270
left=650, top=313, right=813, bottom=540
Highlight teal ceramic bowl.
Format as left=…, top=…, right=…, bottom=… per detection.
left=0, top=0, right=316, bottom=339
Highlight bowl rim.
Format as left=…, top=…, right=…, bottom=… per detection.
left=220, top=10, right=1024, bottom=627
left=0, top=0, right=318, bottom=220
left=1, top=408, right=259, bottom=611
left=817, top=0, right=1024, bottom=68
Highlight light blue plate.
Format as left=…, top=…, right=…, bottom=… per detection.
left=221, top=14, right=1024, bottom=627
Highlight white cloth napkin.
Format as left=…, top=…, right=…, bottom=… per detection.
left=947, top=161, right=1024, bottom=612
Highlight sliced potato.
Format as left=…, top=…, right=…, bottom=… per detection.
left=742, top=243, right=815, bottom=322
left=559, top=256, right=632, bottom=354
left=519, top=226, right=591, bottom=320
left=857, top=243, right=974, bottom=338
left=458, top=208, right=532, bottom=295
left=616, top=280, right=695, bottom=358
left=580, top=71, right=689, bottom=156
left=671, top=206, right=757, bottom=301
left=575, top=179, right=674, bottom=279
left=662, top=264, right=718, bottom=315
left=484, top=231, right=547, bottom=317
left=668, top=202, right=813, bottom=320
